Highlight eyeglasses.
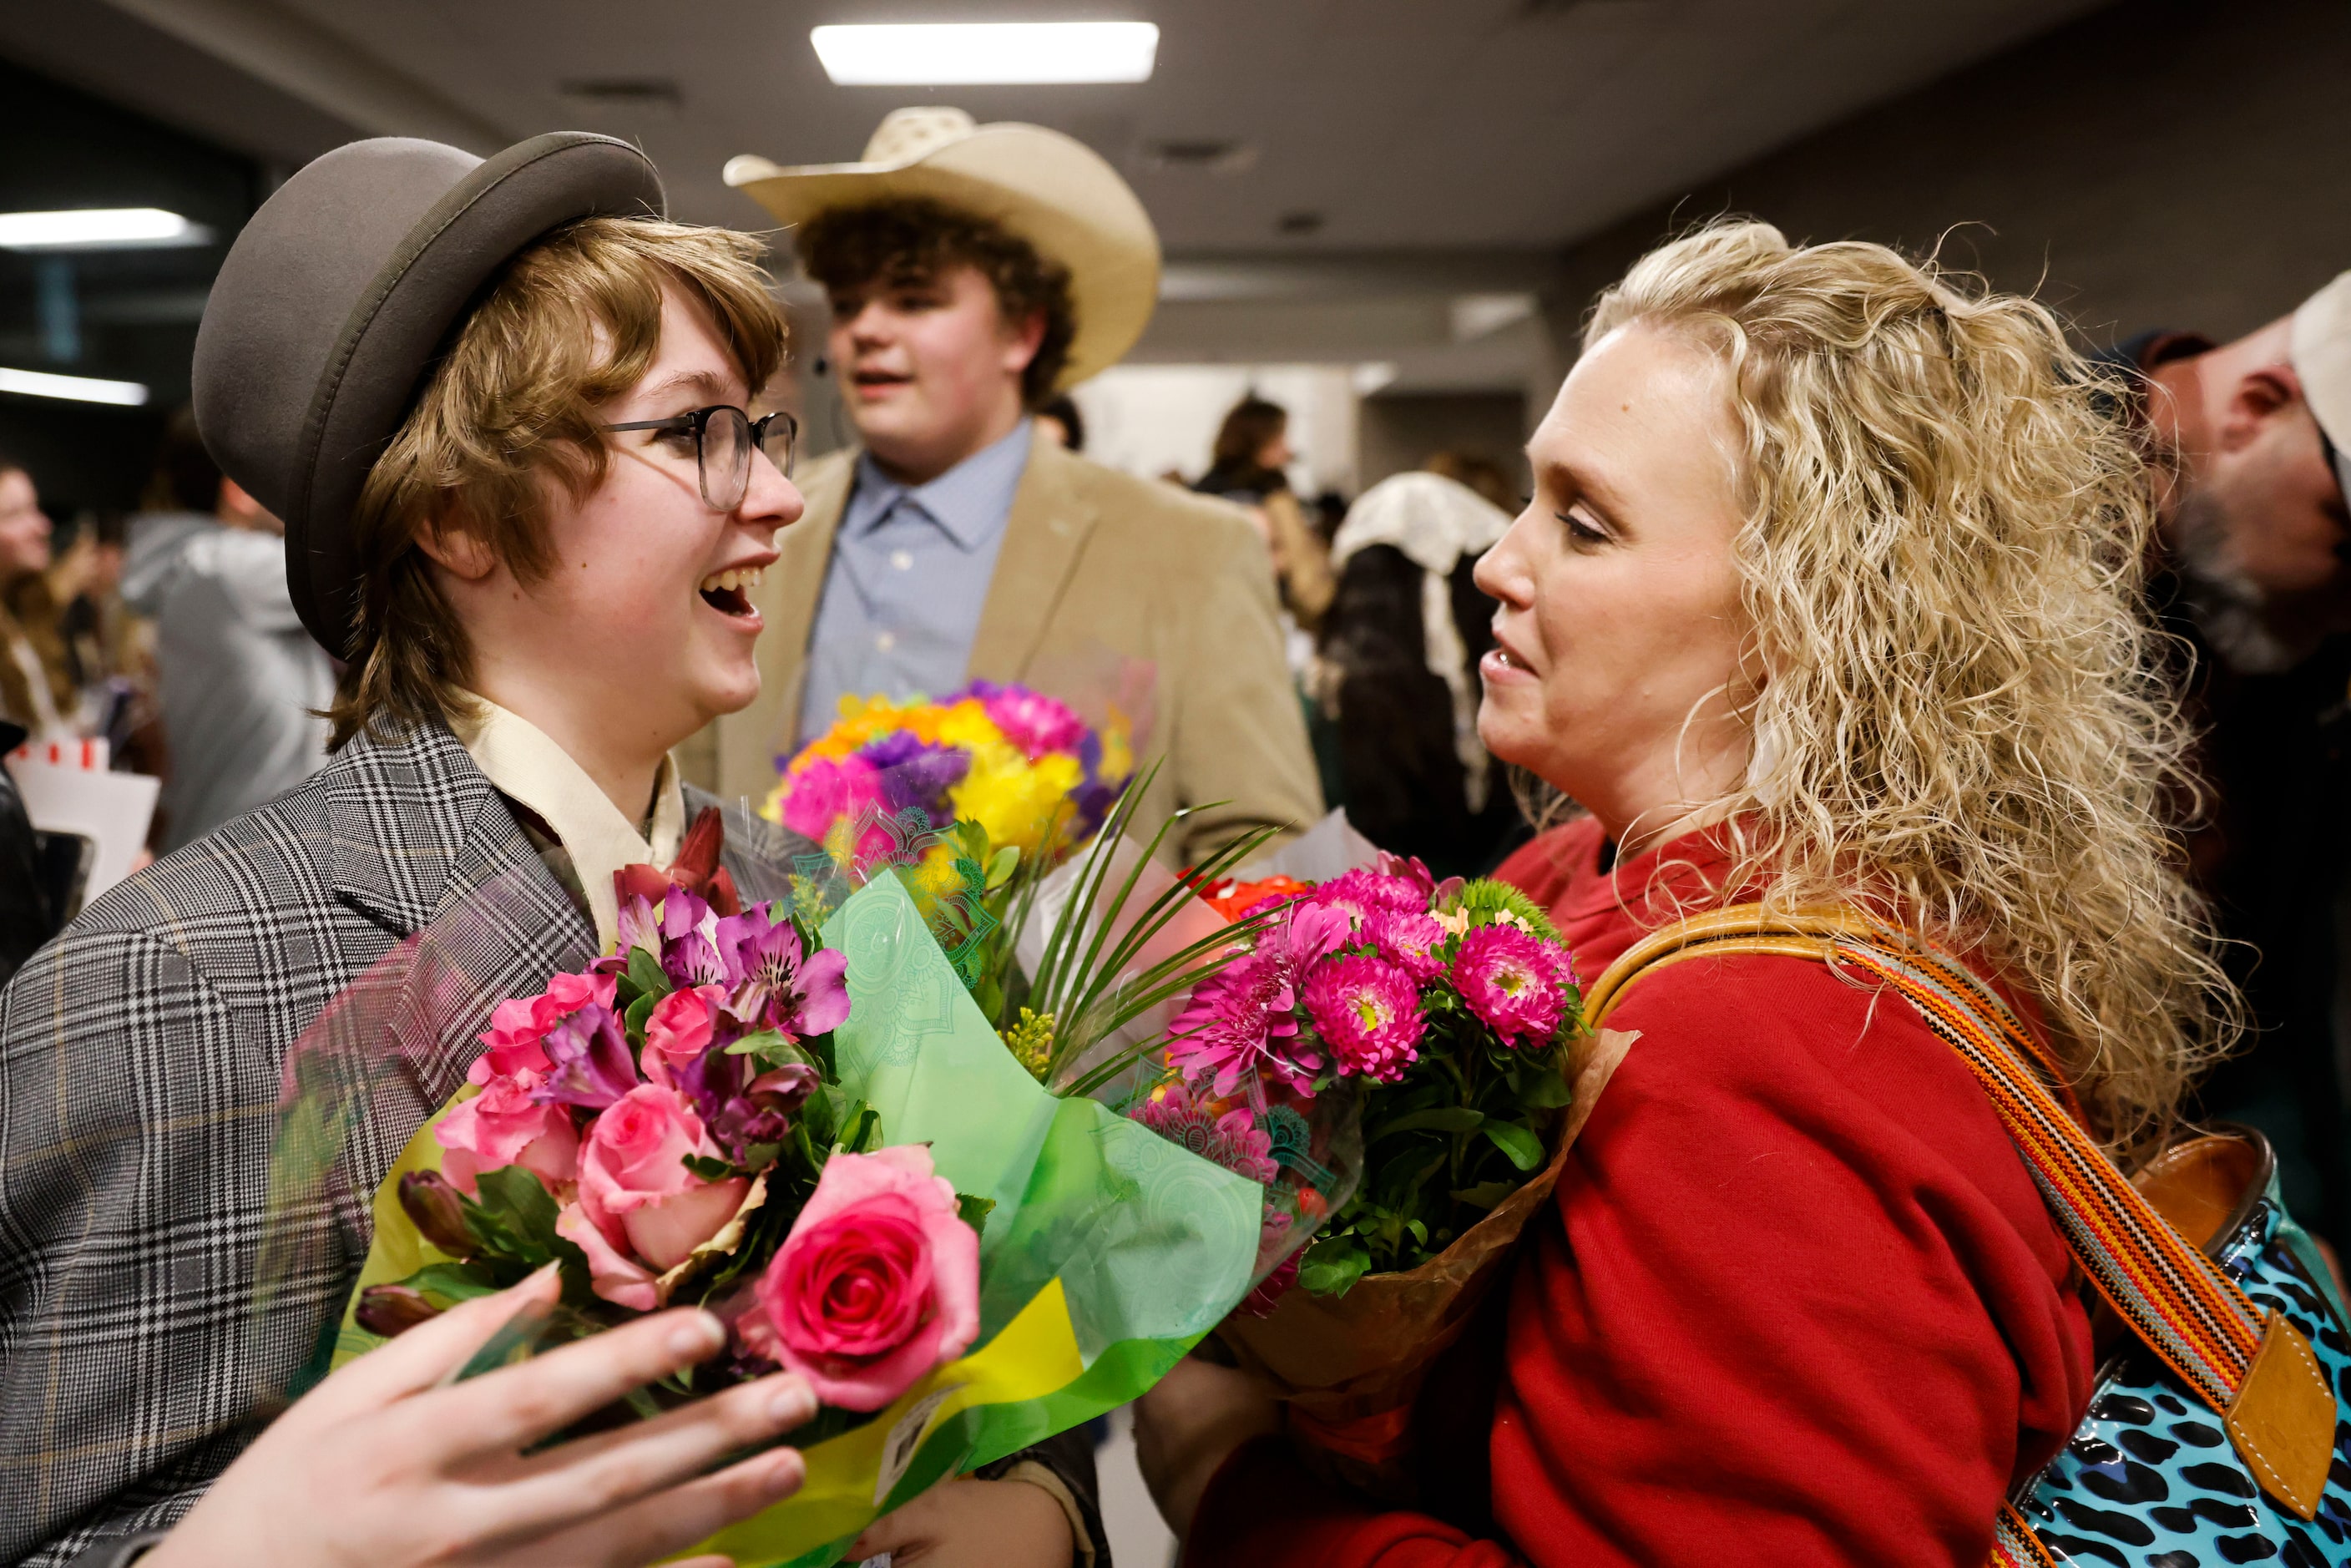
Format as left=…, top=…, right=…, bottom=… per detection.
left=601, top=404, right=798, bottom=511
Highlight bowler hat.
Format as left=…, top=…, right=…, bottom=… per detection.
left=193, top=133, right=665, bottom=655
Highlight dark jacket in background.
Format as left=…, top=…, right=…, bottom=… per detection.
left=0, top=721, right=57, bottom=986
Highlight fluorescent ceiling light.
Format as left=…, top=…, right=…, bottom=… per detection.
left=0, top=208, right=209, bottom=251
left=0, top=367, right=149, bottom=406
left=811, top=23, right=1158, bottom=85
left=1352, top=362, right=1398, bottom=397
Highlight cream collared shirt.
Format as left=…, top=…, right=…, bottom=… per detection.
left=455, top=696, right=685, bottom=952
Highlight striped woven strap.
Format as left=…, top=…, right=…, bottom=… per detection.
left=1990, top=1503, right=2058, bottom=1567
left=1827, top=933, right=2265, bottom=1415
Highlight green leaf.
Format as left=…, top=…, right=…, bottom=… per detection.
left=722, top=1029, right=787, bottom=1060
left=955, top=1193, right=996, bottom=1239
left=1298, top=1234, right=1373, bottom=1297
left=1517, top=1070, right=1574, bottom=1110
left=985, top=846, right=1021, bottom=891
left=626, top=947, right=671, bottom=1004
left=623, top=990, right=659, bottom=1048
left=467, top=1166, right=563, bottom=1266
left=1373, top=1106, right=1485, bottom=1141
left=1451, top=1180, right=1518, bottom=1210
left=682, top=1154, right=737, bottom=1182
left=1483, top=1121, right=1545, bottom=1171
left=395, top=1261, right=503, bottom=1304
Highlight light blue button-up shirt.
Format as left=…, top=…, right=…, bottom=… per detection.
left=797, top=417, right=1033, bottom=742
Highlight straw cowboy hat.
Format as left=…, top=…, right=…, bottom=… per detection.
left=725, top=107, right=1160, bottom=391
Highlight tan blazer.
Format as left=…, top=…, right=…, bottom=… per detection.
left=686, top=426, right=1325, bottom=863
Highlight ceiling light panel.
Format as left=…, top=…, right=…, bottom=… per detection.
left=810, top=23, right=1159, bottom=85
left=0, top=209, right=209, bottom=251
left=0, top=367, right=150, bottom=406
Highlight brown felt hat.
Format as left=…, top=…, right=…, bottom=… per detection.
left=192, top=133, right=665, bottom=655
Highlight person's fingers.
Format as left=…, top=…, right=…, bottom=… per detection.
left=495, top=1371, right=817, bottom=1535
left=847, top=1482, right=951, bottom=1557
left=306, top=1265, right=562, bottom=1417
left=519, top=1445, right=806, bottom=1568
left=431, top=1305, right=730, bottom=1457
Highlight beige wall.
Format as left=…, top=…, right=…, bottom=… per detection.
left=1538, top=0, right=2351, bottom=372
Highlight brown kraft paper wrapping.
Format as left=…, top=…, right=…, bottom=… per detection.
left=1215, top=1025, right=1643, bottom=1496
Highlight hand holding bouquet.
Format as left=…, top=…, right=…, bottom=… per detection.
left=269, top=790, right=1353, bottom=1568
left=1180, top=832, right=1590, bottom=1498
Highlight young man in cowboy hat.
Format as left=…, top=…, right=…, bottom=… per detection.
left=0, top=131, right=1093, bottom=1568
left=698, top=108, right=1323, bottom=857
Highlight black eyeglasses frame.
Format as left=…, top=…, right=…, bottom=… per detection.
left=600, top=403, right=799, bottom=511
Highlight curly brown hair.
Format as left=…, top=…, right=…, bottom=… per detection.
left=797, top=197, right=1076, bottom=408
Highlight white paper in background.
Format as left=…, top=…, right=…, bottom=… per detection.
left=1231, top=807, right=1382, bottom=883
left=8, top=759, right=159, bottom=906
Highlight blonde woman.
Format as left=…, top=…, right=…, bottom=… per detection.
left=1137, top=222, right=2235, bottom=1565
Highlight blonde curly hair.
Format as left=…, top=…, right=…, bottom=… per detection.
left=1578, top=220, right=2235, bottom=1152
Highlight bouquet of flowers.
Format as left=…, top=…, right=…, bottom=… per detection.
left=260, top=790, right=1357, bottom=1568
left=767, top=681, right=1133, bottom=883
left=1168, top=832, right=1590, bottom=1497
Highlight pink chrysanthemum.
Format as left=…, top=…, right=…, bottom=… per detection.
left=1304, top=954, right=1425, bottom=1082
left=1368, top=908, right=1448, bottom=982
left=1129, top=1083, right=1280, bottom=1185
left=780, top=754, right=882, bottom=843
left=1167, top=903, right=1352, bottom=1096
left=970, top=680, right=1089, bottom=760
left=1451, top=924, right=1571, bottom=1047
left=1311, top=867, right=1428, bottom=933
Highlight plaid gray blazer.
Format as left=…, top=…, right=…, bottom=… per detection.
left=3, top=722, right=725, bottom=1564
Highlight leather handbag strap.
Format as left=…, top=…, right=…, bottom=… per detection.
left=1585, top=903, right=2335, bottom=1520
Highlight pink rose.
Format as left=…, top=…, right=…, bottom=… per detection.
left=471, top=970, right=617, bottom=1085
left=571, top=1085, right=749, bottom=1308
left=751, top=1146, right=979, bottom=1411
left=643, top=984, right=725, bottom=1088
left=556, top=1201, right=658, bottom=1309
left=435, top=1077, right=581, bottom=1196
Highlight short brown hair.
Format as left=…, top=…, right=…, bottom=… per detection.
left=797, top=197, right=1075, bottom=409
left=329, top=216, right=787, bottom=749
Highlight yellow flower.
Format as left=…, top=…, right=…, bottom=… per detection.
left=1000, top=1007, right=1057, bottom=1082
left=955, top=748, right=1083, bottom=856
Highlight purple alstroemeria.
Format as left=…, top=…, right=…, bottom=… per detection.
left=589, top=892, right=665, bottom=977
left=658, top=888, right=729, bottom=989
left=728, top=911, right=851, bottom=1038
left=531, top=1004, right=640, bottom=1110
left=701, top=1060, right=821, bottom=1164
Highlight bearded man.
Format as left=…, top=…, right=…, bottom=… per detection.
left=2109, top=272, right=2351, bottom=1243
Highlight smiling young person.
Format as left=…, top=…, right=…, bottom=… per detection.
left=1139, top=223, right=2241, bottom=1565
left=0, top=134, right=833, bottom=1568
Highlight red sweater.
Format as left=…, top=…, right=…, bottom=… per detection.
left=1191, top=820, right=2093, bottom=1565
